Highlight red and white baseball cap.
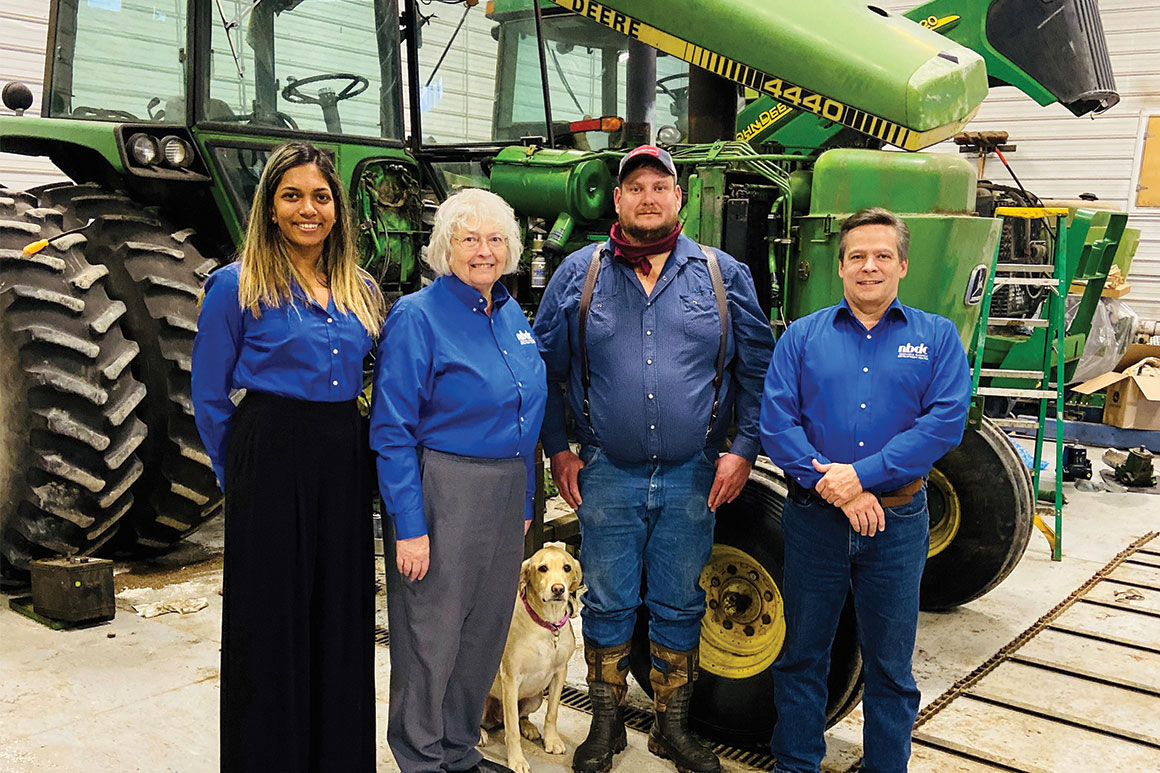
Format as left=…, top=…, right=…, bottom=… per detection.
left=618, top=145, right=677, bottom=181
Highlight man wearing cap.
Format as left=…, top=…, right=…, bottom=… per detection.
left=534, top=145, right=774, bottom=773
left=759, top=207, right=971, bottom=772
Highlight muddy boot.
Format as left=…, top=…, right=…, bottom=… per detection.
left=646, top=642, right=721, bottom=773
left=572, top=641, right=630, bottom=773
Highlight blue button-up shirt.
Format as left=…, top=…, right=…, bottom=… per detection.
left=192, top=262, right=375, bottom=485
left=534, top=234, right=773, bottom=464
left=760, top=298, right=970, bottom=493
left=370, top=275, right=547, bottom=540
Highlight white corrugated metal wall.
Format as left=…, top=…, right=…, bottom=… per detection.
left=4, top=1, right=1159, bottom=319
left=882, top=0, right=1160, bottom=322
left=1, top=0, right=58, bottom=191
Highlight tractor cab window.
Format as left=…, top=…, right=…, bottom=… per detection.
left=207, top=0, right=405, bottom=140
left=488, top=6, right=688, bottom=148
left=47, top=0, right=188, bottom=122
left=407, top=0, right=513, bottom=145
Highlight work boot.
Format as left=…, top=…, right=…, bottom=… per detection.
left=647, top=642, right=721, bottom=773
left=572, top=641, right=630, bottom=773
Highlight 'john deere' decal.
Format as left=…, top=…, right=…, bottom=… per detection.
left=554, top=0, right=972, bottom=151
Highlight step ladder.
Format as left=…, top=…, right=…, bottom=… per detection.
left=969, top=207, right=1069, bottom=561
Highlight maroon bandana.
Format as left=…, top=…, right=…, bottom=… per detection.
left=609, top=222, right=682, bottom=277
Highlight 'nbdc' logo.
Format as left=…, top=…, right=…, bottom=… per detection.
left=897, top=342, right=929, bottom=361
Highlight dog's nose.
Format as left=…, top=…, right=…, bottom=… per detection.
left=551, top=583, right=565, bottom=596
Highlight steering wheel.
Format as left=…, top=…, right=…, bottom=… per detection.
left=656, top=73, right=689, bottom=102
left=72, top=106, right=139, bottom=121
left=281, top=73, right=369, bottom=105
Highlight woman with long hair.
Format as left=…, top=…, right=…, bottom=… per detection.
left=192, top=141, right=385, bottom=772
left=371, top=188, right=546, bottom=772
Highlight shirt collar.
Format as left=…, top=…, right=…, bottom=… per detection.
left=441, top=273, right=511, bottom=314
left=834, top=296, right=909, bottom=327
left=289, top=278, right=334, bottom=313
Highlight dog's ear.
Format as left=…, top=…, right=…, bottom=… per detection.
left=569, top=558, right=583, bottom=593
left=567, top=583, right=585, bottom=619
left=518, top=558, right=532, bottom=596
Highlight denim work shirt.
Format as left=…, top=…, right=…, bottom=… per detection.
left=759, top=298, right=971, bottom=493
left=370, top=275, right=547, bottom=540
left=192, top=262, right=375, bottom=485
left=534, top=234, right=773, bottom=465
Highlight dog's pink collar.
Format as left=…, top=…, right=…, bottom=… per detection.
left=521, top=589, right=570, bottom=635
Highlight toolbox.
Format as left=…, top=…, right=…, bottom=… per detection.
left=29, top=556, right=115, bottom=623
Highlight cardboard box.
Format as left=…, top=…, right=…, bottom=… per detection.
left=1073, top=344, right=1160, bottom=430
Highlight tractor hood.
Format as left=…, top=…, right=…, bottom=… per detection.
left=551, top=0, right=987, bottom=150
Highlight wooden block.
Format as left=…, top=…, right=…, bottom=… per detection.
left=1068, top=280, right=1131, bottom=298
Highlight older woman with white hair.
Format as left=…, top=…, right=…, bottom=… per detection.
left=371, top=187, right=547, bottom=773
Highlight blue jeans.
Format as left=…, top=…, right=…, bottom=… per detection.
left=771, top=485, right=929, bottom=773
left=576, top=445, right=717, bottom=651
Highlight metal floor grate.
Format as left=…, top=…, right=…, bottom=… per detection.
left=374, top=630, right=778, bottom=770
left=558, top=685, right=780, bottom=771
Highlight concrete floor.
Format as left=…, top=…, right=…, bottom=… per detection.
left=1, top=442, right=1157, bottom=773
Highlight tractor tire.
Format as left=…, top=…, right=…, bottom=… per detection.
left=628, top=460, right=863, bottom=749
left=0, top=190, right=148, bottom=573
left=33, top=183, right=223, bottom=553
left=920, top=417, right=1034, bottom=611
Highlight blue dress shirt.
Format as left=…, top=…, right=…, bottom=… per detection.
left=192, top=262, right=375, bottom=485
left=760, top=298, right=970, bottom=493
left=534, top=234, right=773, bottom=465
left=370, top=275, right=547, bottom=540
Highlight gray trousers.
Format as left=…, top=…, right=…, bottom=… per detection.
left=386, top=448, right=526, bottom=773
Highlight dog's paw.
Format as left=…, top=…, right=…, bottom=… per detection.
left=543, top=732, right=566, bottom=755
left=478, top=728, right=489, bottom=747
left=507, top=755, right=532, bottom=773
left=518, top=718, right=541, bottom=742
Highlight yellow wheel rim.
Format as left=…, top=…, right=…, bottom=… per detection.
left=698, top=544, right=785, bottom=679
left=927, top=467, right=961, bottom=558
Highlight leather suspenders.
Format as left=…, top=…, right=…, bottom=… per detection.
left=578, top=242, right=730, bottom=439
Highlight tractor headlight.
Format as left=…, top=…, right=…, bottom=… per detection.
left=159, top=135, right=194, bottom=169
left=656, top=125, right=682, bottom=146
left=127, top=133, right=160, bottom=166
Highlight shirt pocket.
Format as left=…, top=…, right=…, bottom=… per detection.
left=583, top=285, right=618, bottom=346
left=681, top=292, right=721, bottom=343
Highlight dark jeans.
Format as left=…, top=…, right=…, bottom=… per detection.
left=771, top=485, right=929, bottom=773
left=576, top=445, right=717, bottom=651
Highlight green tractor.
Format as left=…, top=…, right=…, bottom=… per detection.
left=0, top=0, right=1124, bottom=748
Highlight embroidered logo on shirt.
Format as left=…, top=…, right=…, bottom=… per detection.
left=897, top=342, right=929, bottom=361
left=516, top=330, right=536, bottom=346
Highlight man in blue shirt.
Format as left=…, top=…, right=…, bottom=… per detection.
left=534, top=146, right=774, bottom=773
left=760, top=207, right=971, bottom=773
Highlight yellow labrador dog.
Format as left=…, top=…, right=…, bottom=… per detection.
left=480, top=544, right=582, bottom=773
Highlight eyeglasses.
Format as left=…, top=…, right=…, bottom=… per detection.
left=454, top=234, right=507, bottom=249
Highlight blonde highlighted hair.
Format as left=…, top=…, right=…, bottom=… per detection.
left=425, top=188, right=523, bottom=276
left=237, top=142, right=385, bottom=335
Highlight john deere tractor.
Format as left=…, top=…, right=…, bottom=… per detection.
left=0, top=0, right=1123, bottom=747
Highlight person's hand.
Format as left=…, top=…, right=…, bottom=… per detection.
left=840, top=490, right=885, bottom=536
left=813, top=459, right=862, bottom=507
left=524, top=519, right=532, bottom=536
left=550, top=450, right=585, bottom=510
left=396, top=534, right=430, bottom=581
left=708, top=453, right=751, bottom=512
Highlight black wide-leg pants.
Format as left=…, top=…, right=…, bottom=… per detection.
left=221, top=392, right=375, bottom=773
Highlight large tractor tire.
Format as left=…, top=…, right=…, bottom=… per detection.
left=629, top=460, right=863, bottom=748
left=0, top=190, right=148, bottom=573
left=33, top=183, right=223, bottom=553
left=921, top=417, right=1034, bottom=611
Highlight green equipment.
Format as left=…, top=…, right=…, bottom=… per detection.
left=0, top=0, right=1124, bottom=749
left=970, top=207, right=1071, bottom=562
